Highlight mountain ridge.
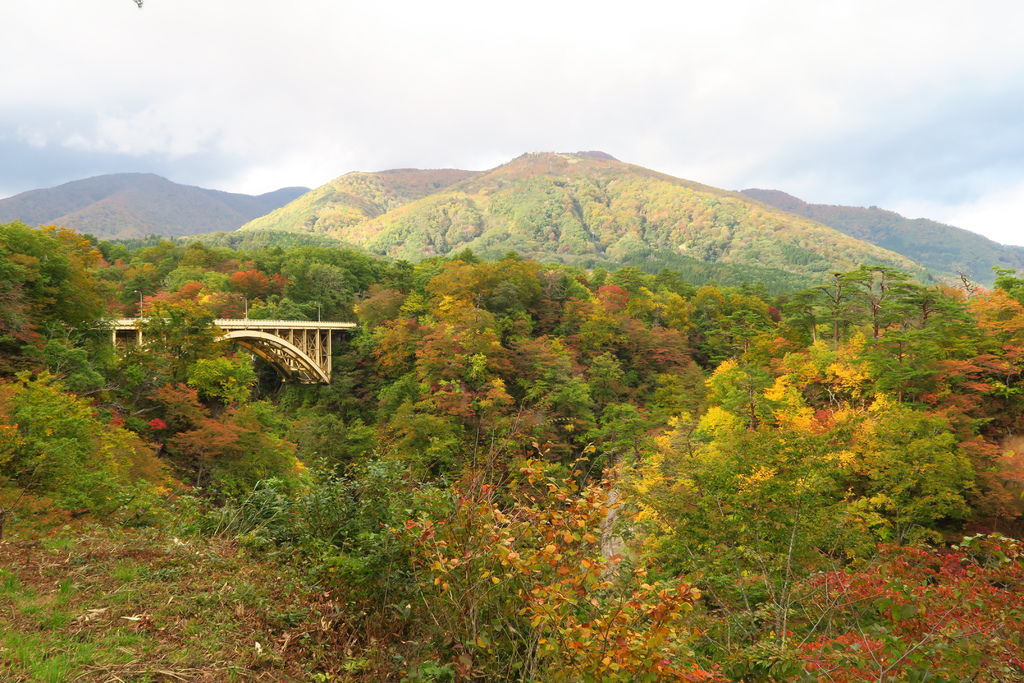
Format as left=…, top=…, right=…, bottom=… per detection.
left=740, top=188, right=1024, bottom=285
left=0, top=173, right=309, bottom=240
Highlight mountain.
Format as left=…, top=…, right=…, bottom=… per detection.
left=0, top=173, right=309, bottom=240
left=240, top=168, right=479, bottom=234
left=740, top=189, right=1024, bottom=285
left=240, top=152, right=920, bottom=286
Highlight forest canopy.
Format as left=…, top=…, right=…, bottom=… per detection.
left=2, top=219, right=1023, bottom=680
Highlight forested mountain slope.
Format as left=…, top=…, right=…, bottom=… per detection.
left=742, top=188, right=1024, bottom=285
left=0, top=173, right=308, bottom=240
left=243, top=152, right=922, bottom=284
left=239, top=167, right=479, bottom=234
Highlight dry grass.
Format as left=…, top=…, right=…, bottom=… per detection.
left=0, top=522, right=360, bottom=682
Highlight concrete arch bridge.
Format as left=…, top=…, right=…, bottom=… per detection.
left=111, top=318, right=356, bottom=384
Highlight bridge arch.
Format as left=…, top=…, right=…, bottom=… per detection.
left=222, top=330, right=330, bottom=384
left=111, top=318, right=355, bottom=384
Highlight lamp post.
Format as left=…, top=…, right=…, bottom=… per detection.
left=134, top=290, right=143, bottom=316
left=317, top=301, right=321, bottom=322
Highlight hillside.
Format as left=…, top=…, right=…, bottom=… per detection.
left=240, top=168, right=479, bottom=234
left=0, top=173, right=308, bottom=240
left=4, top=226, right=1024, bottom=680
left=180, top=229, right=348, bottom=250
left=245, top=152, right=921, bottom=283
left=741, top=188, right=1024, bottom=285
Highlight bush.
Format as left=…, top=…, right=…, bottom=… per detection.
left=185, top=460, right=425, bottom=603
left=0, top=374, right=168, bottom=515
left=167, top=401, right=299, bottom=498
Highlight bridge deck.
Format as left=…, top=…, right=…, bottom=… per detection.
left=110, top=318, right=357, bottom=331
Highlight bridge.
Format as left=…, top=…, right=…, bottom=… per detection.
left=110, top=318, right=357, bottom=384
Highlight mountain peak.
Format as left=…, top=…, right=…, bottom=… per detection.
left=571, top=150, right=619, bottom=161
left=481, top=151, right=627, bottom=180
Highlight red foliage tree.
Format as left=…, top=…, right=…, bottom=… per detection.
left=228, top=269, right=284, bottom=300
left=798, top=535, right=1024, bottom=681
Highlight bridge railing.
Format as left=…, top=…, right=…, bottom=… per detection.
left=109, top=318, right=357, bottom=330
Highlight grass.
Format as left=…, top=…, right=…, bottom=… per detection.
left=0, top=524, right=351, bottom=681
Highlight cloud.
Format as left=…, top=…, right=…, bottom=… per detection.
left=0, top=131, right=242, bottom=198
left=745, top=84, right=1024, bottom=202
left=945, top=182, right=1024, bottom=248
left=893, top=180, right=1024, bottom=248
left=2, top=0, right=1024, bottom=244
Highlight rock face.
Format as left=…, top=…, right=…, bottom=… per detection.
left=600, top=487, right=626, bottom=566
left=0, top=173, right=308, bottom=240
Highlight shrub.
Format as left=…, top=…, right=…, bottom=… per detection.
left=0, top=374, right=167, bottom=515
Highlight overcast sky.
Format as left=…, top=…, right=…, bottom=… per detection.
left=3, top=1, right=1024, bottom=245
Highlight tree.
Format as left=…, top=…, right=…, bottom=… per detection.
left=408, top=460, right=719, bottom=681
left=798, top=535, right=1024, bottom=681
left=840, top=400, right=974, bottom=542
left=0, top=374, right=166, bottom=514
left=628, top=410, right=859, bottom=679
left=846, top=265, right=910, bottom=339
left=136, top=299, right=221, bottom=382
left=168, top=402, right=298, bottom=496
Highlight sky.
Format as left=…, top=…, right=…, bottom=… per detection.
left=3, top=0, right=1024, bottom=245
